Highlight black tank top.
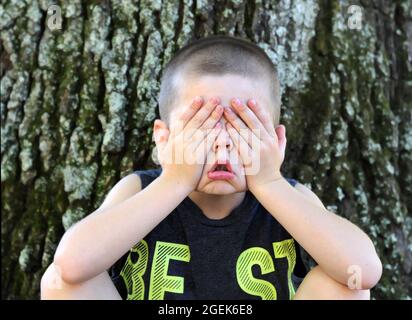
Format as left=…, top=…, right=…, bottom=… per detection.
left=109, top=168, right=308, bottom=300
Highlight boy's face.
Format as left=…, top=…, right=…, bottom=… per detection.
left=163, top=74, right=275, bottom=195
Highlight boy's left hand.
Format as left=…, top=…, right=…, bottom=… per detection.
left=223, top=98, right=287, bottom=192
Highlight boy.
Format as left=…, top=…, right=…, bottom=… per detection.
left=41, top=36, right=382, bottom=300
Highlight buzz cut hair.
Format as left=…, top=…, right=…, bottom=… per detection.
left=157, top=35, right=281, bottom=125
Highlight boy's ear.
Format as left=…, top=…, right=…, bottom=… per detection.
left=275, top=124, right=287, bottom=161
left=153, top=119, right=170, bottom=146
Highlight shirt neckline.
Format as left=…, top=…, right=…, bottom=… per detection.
left=180, top=190, right=259, bottom=227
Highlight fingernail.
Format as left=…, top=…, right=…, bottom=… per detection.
left=232, top=98, right=241, bottom=106
left=211, top=97, right=220, bottom=104
left=249, top=99, right=257, bottom=106
left=194, top=96, right=203, bottom=104
left=215, top=122, right=221, bottom=128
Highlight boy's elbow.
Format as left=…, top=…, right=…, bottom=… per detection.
left=53, top=249, right=86, bottom=284
left=346, top=252, right=382, bottom=290
left=346, top=236, right=383, bottom=290
left=53, top=230, right=89, bottom=284
left=360, top=239, right=383, bottom=289
left=340, top=246, right=382, bottom=290
left=360, top=254, right=383, bottom=290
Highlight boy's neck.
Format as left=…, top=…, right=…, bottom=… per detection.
left=188, top=191, right=246, bottom=220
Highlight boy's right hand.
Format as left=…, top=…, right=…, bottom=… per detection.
left=154, top=96, right=223, bottom=191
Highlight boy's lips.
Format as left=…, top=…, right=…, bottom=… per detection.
left=207, top=160, right=235, bottom=180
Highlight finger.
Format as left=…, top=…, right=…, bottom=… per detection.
left=170, top=96, right=204, bottom=138
left=195, top=122, right=222, bottom=160
left=198, top=104, right=224, bottom=131
left=230, top=98, right=270, bottom=140
left=226, top=122, right=253, bottom=167
left=223, top=106, right=254, bottom=147
left=185, top=97, right=220, bottom=132
left=246, top=99, right=276, bottom=138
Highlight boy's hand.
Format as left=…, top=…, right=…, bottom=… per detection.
left=154, top=96, right=223, bottom=191
left=223, top=98, right=287, bottom=192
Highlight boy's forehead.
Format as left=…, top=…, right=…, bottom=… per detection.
left=175, top=73, right=272, bottom=110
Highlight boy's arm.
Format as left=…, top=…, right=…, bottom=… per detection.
left=251, top=179, right=382, bottom=290
left=224, top=98, right=382, bottom=290
left=293, top=182, right=327, bottom=209
left=54, top=173, right=192, bottom=284
left=54, top=96, right=223, bottom=285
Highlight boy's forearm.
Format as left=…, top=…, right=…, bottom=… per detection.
left=54, top=174, right=192, bottom=284
left=251, top=178, right=382, bottom=289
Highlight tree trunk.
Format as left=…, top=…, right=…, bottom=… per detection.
left=1, top=0, right=411, bottom=299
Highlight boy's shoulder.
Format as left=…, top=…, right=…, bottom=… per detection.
left=98, top=171, right=142, bottom=211
left=132, top=168, right=162, bottom=188
left=285, top=177, right=298, bottom=187
left=293, top=182, right=326, bottom=210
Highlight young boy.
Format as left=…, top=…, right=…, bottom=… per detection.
left=41, top=36, right=382, bottom=300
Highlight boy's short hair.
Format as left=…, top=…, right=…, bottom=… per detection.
left=158, top=35, right=281, bottom=126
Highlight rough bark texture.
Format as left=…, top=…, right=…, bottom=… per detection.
left=1, top=0, right=411, bottom=299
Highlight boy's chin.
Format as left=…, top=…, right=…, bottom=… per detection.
left=195, top=180, right=247, bottom=195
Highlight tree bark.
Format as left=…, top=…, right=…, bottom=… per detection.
left=1, top=0, right=411, bottom=299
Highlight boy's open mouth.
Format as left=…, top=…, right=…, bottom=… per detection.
left=207, top=160, right=235, bottom=180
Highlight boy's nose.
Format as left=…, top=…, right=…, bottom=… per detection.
left=212, top=119, right=233, bottom=153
